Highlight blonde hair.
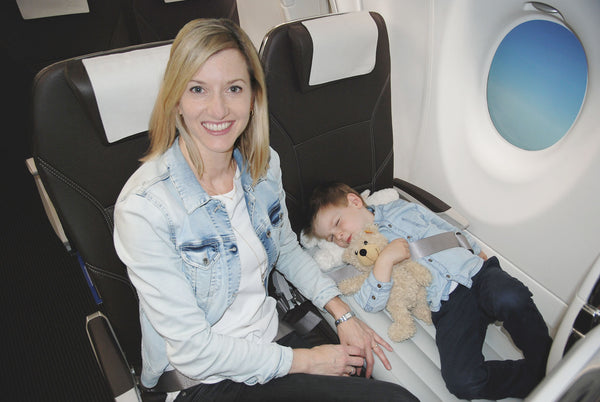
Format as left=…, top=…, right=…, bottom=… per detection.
left=144, top=18, right=270, bottom=183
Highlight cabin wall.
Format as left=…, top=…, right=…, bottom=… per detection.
left=362, top=0, right=431, bottom=181
left=237, top=0, right=285, bottom=49
left=376, top=0, right=600, bottom=330
left=237, top=0, right=334, bottom=49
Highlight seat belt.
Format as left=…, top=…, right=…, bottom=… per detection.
left=272, top=271, right=322, bottom=335
left=408, top=231, right=473, bottom=260
left=273, top=270, right=300, bottom=313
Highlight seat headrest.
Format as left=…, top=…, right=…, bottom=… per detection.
left=16, top=0, right=90, bottom=19
left=81, top=44, right=171, bottom=143
left=292, top=11, right=378, bottom=90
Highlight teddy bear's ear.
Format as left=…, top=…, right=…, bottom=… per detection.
left=364, top=223, right=379, bottom=233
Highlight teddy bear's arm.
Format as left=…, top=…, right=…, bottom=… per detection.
left=338, top=273, right=369, bottom=295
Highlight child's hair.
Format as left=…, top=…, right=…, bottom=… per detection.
left=305, top=182, right=364, bottom=237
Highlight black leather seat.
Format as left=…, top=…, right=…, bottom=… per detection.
left=1, top=0, right=135, bottom=77
left=130, top=0, right=239, bottom=42
left=260, top=10, right=450, bottom=235
left=31, top=41, right=169, bottom=400
left=261, top=11, right=395, bottom=234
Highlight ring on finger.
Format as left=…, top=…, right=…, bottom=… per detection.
left=348, top=367, right=355, bottom=375
left=372, top=343, right=379, bottom=350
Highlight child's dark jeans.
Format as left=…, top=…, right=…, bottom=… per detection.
left=432, top=256, right=552, bottom=400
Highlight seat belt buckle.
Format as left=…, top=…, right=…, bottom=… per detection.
left=454, top=232, right=474, bottom=254
left=408, top=231, right=474, bottom=260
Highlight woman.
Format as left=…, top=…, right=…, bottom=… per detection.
left=114, top=18, right=417, bottom=402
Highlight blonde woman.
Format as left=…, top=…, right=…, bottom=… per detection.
left=114, top=19, right=417, bottom=402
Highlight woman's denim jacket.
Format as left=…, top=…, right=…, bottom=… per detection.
left=114, top=141, right=339, bottom=387
left=355, top=199, right=484, bottom=313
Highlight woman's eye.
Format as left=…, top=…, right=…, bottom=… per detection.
left=228, top=85, right=242, bottom=94
left=190, top=86, right=204, bottom=94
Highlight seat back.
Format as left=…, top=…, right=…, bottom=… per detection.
left=2, top=0, right=239, bottom=83
left=260, top=11, right=394, bottom=234
left=31, top=42, right=172, bottom=374
left=2, top=0, right=135, bottom=77
left=130, top=0, right=239, bottom=42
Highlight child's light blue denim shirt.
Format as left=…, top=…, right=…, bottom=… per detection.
left=355, top=199, right=483, bottom=313
left=114, top=141, right=339, bottom=388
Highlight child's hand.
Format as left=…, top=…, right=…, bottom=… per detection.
left=380, top=238, right=411, bottom=265
left=372, top=238, right=410, bottom=282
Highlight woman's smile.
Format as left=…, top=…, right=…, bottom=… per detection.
left=202, top=120, right=234, bottom=134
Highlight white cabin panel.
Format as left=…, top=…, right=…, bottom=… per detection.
left=363, top=0, right=432, bottom=180
left=237, top=0, right=286, bottom=49
left=400, top=0, right=600, bottom=320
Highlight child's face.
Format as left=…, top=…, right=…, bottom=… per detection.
left=313, top=193, right=374, bottom=248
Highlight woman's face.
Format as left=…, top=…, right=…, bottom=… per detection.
left=178, top=48, right=253, bottom=160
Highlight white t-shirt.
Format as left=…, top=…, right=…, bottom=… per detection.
left=166, top=169, right=279, bottom=398
left=210, top=168, right=278, bottom=352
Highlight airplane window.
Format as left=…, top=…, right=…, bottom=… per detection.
left=487, top=20, right=588, bottom=151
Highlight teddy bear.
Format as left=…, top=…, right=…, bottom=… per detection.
left=338, top=224, right=433, bottom=342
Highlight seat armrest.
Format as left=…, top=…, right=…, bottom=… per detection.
left=393, top=178, right=469, bottom=230
left=393, top=178, right=450, bottom=213
left=86, top=312, right=140, bottom=401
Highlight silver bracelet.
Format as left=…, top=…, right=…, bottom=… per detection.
left=334, top=311, right=356, bottom=327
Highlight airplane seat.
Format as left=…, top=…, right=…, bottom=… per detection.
left=130, top=0, right=239, bottom=43
left=2, top=0, right=135, bottom=80
left=3, top=0, right=239, bottom=100
left=4, top=0, right=136, bottom=206
left=260, top=11, right=494, bottom=401
left=260, top=11, right=395, bottom=235
left=31, top=42, right=173, bottom=401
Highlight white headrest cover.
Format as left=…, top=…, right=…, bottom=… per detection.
left=302, top=11, right=378, bottom=86
left=16, top=0, right=89, bottom=20
left=82, top=45, right=171, bottom=143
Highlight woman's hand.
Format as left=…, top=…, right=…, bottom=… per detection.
left=324, top=297, right=393, bottom=378
left=336, top=316, right=393, bottom=378
left=290, top=344, right=365, bottom=376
